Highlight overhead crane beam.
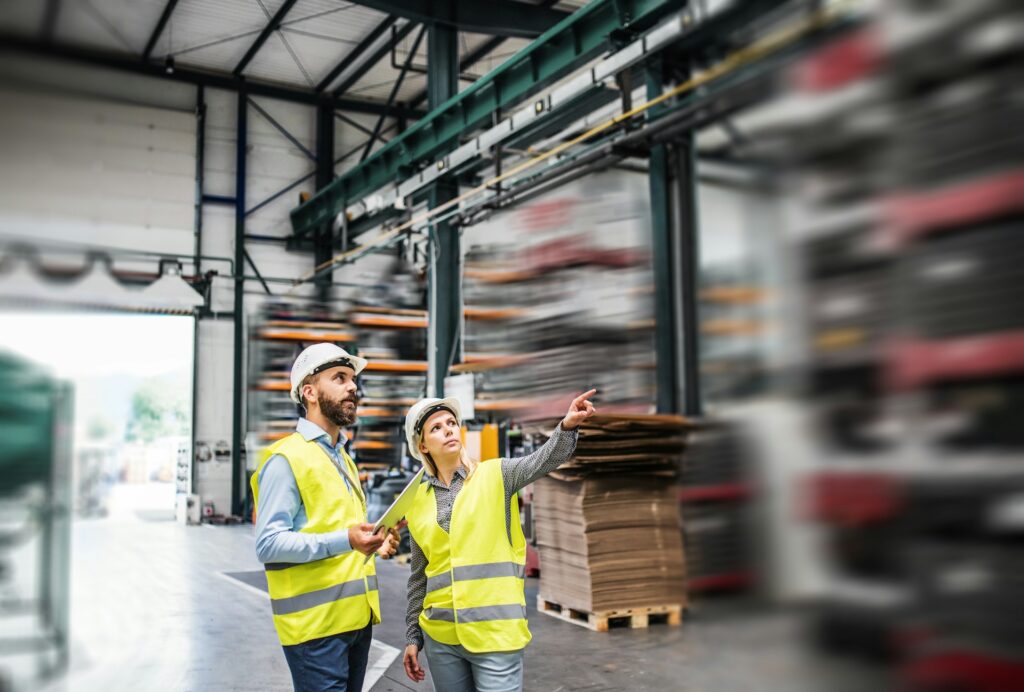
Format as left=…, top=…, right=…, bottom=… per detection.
left=289, top=0, right=690, bottom=240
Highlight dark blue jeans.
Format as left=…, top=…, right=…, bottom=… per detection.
left=282, top=622, right=373, bottom=692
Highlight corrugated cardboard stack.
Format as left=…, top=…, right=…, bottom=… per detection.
left=533, top=414, right=690, bottom=614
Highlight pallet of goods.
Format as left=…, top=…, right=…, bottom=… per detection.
left=532, top=414, right=691, bottom=630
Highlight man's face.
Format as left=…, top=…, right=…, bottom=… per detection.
left=304, top=365, right=358, bottom=426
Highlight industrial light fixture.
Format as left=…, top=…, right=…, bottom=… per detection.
left=165, top=55, right=175, bottom=74
left=140, top=260, right=204, bottom=311
left=0, top=257, right=63, bottom=305
left=66, top=257, right=147, bottom=310
left=0, top=251, right=206, bottom=313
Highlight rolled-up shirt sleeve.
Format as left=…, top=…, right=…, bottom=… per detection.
left=254, top=454, right=351, bottom=564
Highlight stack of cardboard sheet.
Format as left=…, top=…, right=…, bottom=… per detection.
left=533, top=414, right=690, bottom=613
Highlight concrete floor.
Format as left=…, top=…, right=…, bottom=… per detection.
left=18, top=517, right=889, bottom=692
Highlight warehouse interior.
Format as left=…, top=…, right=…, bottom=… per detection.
left=1, top=0, right=1023, bottom=690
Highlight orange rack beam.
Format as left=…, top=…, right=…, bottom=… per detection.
left=350, top=314, right=428, bottom=329
left=258, top=329, right=355, bottom=342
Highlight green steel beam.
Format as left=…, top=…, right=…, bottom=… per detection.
left=646, top=56, right=679, bottom=414
left=290, top=0, right=687, bottom=239
left=675, top=111, right=702, bottom=417
left=502, top=83, right=618, bottom=152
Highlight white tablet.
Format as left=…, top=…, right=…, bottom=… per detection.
left=372, top=467, right=425, bottom=533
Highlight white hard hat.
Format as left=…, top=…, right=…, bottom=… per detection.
left=289, top=343, right=368, bottom=404
left=404, top=397, right=462, bottom=463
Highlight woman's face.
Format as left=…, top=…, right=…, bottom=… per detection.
left=418, top=410, right=461, bottom=461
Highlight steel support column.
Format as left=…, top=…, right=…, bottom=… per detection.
left=675, top=125, right=702, bottom=416
left=232, top=91, right=247, bottom=516
left=646, top=57, right=680, bottom=414
left=194, top=86, right=206, bottom=278
left=191, top=84, right=205, bottom=497
left=314, top=99, right=336, bottom=299
left=427, top=22, right=460, bottom=398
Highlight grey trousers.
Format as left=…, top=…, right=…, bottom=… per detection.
left=423, top=634, right=524, bottom=692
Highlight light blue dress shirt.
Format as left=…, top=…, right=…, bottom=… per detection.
left=254, top=418, right=359, bottom=564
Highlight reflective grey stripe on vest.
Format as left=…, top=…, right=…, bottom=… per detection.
left=453, top=562, right=525, bottom=582
left=367, top=575, right=379, bottom=592
left=424, top=607, right=456, bottom=622
left=271, top=578, right=366, bottom=616
left=265, top=551, right=355, bottom=572
left=456, top=604, right=528, bottom=623
left=428, top=562, right=523, bottom=594
left=426, top=571, right=452, bottom=594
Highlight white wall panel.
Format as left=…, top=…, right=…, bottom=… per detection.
left=0, top=87, right=196, bottom=255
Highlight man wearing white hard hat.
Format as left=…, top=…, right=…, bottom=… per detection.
left=401, top=390, right=597, bottom=691
left=251, top=343, right=400, bottom=692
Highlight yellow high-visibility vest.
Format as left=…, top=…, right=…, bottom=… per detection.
left=251, top=433, right=381, bottom=646
left=407, top=459, right=531, bottom=653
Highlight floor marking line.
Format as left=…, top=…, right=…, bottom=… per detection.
left=365, top=639, right=401, bottom=691
left=216, top=570, right=270, bottom=601
left=217, top=571, right=400, bottom=691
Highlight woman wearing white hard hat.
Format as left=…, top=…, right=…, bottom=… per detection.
left=401, top=390, right=597, bottom=691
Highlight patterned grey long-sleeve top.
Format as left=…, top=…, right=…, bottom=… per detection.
left=405, top=423, right=579, bottom=648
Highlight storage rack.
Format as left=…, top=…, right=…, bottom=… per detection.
left=788, top=2, right=1024, bottom=682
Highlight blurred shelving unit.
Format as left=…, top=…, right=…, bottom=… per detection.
left=461, top=230, right=657, bottom=424
left=249, top=300, right=356, bottom=443
left=698, top=272, right=771, bottom=403
left=677, top=421, right=758, bottom=594
left=784, top=2, right=1024, bottom=681
left=345, top=305, right=428, bottom=470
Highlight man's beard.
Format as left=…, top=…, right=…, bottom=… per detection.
left=319, top=391, right=357, bottom=426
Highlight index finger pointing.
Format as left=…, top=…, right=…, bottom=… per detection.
left=573, top=388, right=597, bottom=406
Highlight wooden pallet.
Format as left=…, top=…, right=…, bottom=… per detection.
left=536, top=595, right=682, bottom=632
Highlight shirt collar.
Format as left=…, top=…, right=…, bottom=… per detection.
left=424, top=463, right=467, bottom=488
left=296, top=418, right=348, bottom=448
